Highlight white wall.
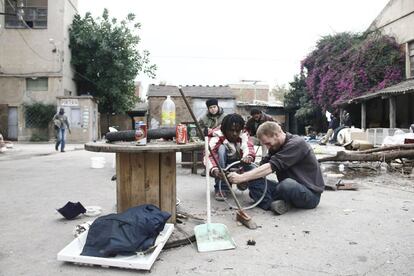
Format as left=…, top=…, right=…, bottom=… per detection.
left=368, top=0, right=414, bottom=78
left=0, top=0, right=77, bottom=95
left=62, top=0, right=78, bottom=96
left=368, top=0, right=414, bottom=44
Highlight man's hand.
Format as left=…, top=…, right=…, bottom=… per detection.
left=241, top=155, right=254, bottom=164
left=68, top=129, right=72, bottom=134
left=227, top=172, right=244, bottom=184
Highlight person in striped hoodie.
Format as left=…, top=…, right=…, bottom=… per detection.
left=206, top=113, right=256, bottom=201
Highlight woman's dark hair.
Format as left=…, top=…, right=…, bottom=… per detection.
left=220, top=113, right=245, bottom=133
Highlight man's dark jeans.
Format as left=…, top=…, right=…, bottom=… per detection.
left=248, top=177, right=321, bottom=210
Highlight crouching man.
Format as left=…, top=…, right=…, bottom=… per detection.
left=228, top=122, right=324, bottom=215
left=207, top=114, right=256, bottom=201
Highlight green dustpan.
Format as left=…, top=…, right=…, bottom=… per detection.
left=194, top=139, right=236, bottom=252
left=194, top=223, right=236, bottom=252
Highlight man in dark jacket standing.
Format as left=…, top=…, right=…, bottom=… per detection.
left=228, top=122, right=324, bottom=215
left=245, top=109, right=274, bottom=157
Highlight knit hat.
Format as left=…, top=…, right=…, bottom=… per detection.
left=206, top=98, right=218, bottom=108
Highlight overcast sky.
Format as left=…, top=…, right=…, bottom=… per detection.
left=78, top=0, right=390, bottom=93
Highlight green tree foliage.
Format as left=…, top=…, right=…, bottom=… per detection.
left=69, top=9, right=156, bottom=114
left=302, top=32, right=404, bottom=112
left=284, top=74, right=321, bottom=128
left=271, top=84, right=289, bottom=102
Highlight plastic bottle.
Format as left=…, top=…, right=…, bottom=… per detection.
left=161, top=95, right=176, bottom=127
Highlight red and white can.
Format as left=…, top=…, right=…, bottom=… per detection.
left=135, top=121, right=147, bottom=146
left=176, top=124, right=187, bottom=144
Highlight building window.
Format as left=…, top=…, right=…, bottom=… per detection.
left=409, top=41, right=414, bottom=78
left=26, top=77, right=48, bottom=91
left=5, top=0, right=48, bottom=29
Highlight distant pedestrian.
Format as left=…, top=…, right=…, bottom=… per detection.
left=342, top=110, right=352, bottom=127
left=331, top=110, right=352, bottom=144
left=245, top=109, right=275, bottom=157
left=320, top=113, right=338, bottom=145
left=53, top=108, right=71, bottom=152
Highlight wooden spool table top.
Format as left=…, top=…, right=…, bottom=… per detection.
left=84, top=141, right=204, bottom=153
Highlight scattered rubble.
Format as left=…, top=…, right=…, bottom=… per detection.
left=246, top=238, right=256, bottom=246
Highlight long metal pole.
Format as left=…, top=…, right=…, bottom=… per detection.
left=178, top=87, right=245, bottom=211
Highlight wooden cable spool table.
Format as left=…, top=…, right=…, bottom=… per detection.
left=85, top=141, right=204, bottom=222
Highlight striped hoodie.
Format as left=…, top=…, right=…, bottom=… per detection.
left=206, top=128, right=256, bottom=173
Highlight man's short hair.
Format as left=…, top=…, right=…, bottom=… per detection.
left=220, top=113, right=245, bottom=133
left=250, top=109, right=261, bottom=116
left=256, top=121, right=282, bottom=139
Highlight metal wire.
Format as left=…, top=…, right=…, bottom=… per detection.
left=218, top=160, right=268, bottom=210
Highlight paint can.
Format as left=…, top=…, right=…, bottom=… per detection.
left=176, top=124, right=187, bottom=144
left=187, top=124, right=198, bottom=141
left=135, top=121, right=147, bottom=145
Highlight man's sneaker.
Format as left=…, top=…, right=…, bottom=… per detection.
left=236, top=182, right=248, bottom=191
left=270, top=200, right=291, bottom=215
left=214, top=191, right=227, bottom=201
left=200, top=169, right=206, bottom=177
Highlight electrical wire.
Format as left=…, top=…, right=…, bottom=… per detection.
left=6, top=0, right=54, bottom=62
left=218, top=160, right=268, bottom=210
left=66, top=0, right=78, bottom=13
left=2, top=0, right=108, bottom=88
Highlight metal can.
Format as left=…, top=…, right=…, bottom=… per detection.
left=187, top=124, right=198, bottom=141
left=135, top=121, right=147, bottom=146
left=176, top=124, right=187, bottom=144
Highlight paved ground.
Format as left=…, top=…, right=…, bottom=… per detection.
left=0, top=143, right=413, bottom=275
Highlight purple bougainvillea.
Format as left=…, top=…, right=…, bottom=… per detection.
left=301, top=33, right=404, bottom=112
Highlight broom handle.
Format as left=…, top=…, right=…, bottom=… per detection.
left=178, top=87, right=244, bottom=211
left=205, top=138, right=211, bottom=224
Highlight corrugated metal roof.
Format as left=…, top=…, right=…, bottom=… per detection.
left=147, top=84, right=235, bottom=98
left=348, top=78, right=414, bottom=103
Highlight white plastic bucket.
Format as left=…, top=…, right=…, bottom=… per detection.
left=91, top=157, right=105, bottom=169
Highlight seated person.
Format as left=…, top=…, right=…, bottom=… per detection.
left=198, top=98, right=227, bottom=176
left=245, top=109, right=274, bottom=157
left=199, top=98, right=226, bottom=132
left=228, top=122, right=324, bottom=215
left=206, top=114, right=256, bottom=201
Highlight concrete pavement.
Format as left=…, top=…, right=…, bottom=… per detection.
left=0, top=143, right=413, bottom=275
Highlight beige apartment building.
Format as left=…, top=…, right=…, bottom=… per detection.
left=0, top=0, right=97, bottom=142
